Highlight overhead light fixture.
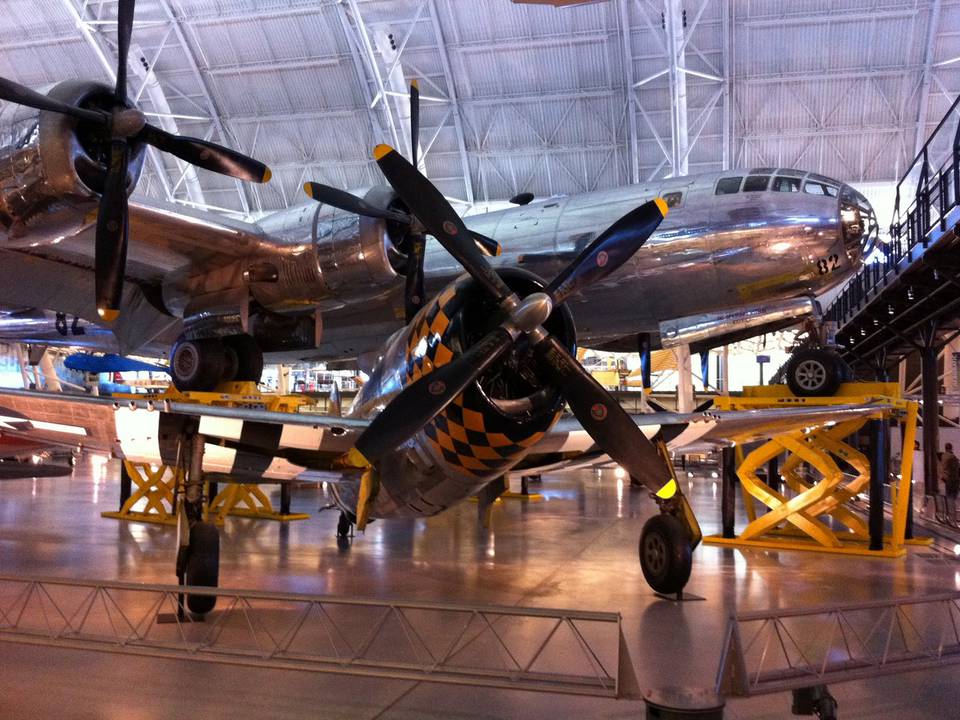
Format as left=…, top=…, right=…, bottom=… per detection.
left=888, top=304, right=895, bottom=315
left=907, top=287, right=915, bottom=301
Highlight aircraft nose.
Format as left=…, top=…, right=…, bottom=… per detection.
left=838, top=184, right=877, bottom=261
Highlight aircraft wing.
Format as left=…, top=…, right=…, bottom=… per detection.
left=0, top=388, right=362, bottom=482
left=15, top=195, right=273, bottom=283
left=522, top=402, right=893, bottom=472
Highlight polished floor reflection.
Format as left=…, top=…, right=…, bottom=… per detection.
left=1, top=455, right=959, bottom=718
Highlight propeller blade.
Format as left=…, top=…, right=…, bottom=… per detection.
left=471, top=231, right=501, bottom=257
left=409, top=80, right=420, bottom=168
left=535, top=335, right=674, bottom=495
left=94, top=141, right=131, bottom=321
left=546, top=198, right=667, bottom=306
left=375, top=144, right=514, bottom=304
left=115, top=0, right=136, bottom=104
left=404, top=234, right=426, bottom=322
left=140, top=124, right=270, bottom=183
left=302, top=181, right=410, bottom=223
left=354, top=326, right=516, bottom=463
left=0, top=77, right=106, bottom=125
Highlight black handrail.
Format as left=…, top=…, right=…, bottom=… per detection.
left=826, top=95, right=960, bottom=327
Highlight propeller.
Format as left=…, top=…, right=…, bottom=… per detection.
left=0, top=0, right=270, bottom=320
left=352, top=159, right=674, bottom=494
left=302, top=81, right=498, bottom=322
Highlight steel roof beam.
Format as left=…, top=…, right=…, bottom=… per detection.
left=915, top=0, right=944, bottom=156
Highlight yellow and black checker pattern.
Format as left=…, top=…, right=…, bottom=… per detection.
left=402, top=275, right=557, bottom=479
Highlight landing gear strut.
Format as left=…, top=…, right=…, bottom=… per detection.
left=170, top=333, right=263, bottom=391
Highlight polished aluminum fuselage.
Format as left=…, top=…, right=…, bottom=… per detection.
left=308, top=174, right=857, bottom=359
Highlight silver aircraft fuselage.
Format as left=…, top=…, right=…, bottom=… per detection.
left=306, top=168, right=876, bottom=359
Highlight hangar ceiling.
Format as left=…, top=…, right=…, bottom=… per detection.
left=0, top=0, right=955, bottom=220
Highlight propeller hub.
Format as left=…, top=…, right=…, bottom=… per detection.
left=509, top=292, right=553, bottom=334
left=111, top=108, right=146, bottom=138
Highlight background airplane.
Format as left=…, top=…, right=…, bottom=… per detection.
left=0, top=4, right=878, bottom=395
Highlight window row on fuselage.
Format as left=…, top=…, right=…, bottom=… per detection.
left=714, top=169, right=841, bottom=197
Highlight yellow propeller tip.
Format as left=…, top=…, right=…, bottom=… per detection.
left=262, top=167, right=272, bottom=183
left=411, top=79, right=419, bottom=90
left=654, top=197, right=669, bottom=217
left=302, top=182, right=314, bottom=198
left=373, top=144, right=394, bottom=161
left=97, top=307, right=119, bottom=322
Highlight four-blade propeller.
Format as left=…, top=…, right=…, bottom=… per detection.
left=352, top=148, right=675, bottom=495
left=0, top=0, right=270, bottom=320
left=303, top=81, right=498, bottom=323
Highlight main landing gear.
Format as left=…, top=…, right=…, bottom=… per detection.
left=170, top=334, right=264, bottom=391
left=639, top=513, right=693, bottom=595
left=172, top=432, right=221, bottom=617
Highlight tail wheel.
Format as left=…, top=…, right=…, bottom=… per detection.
left=223, top=335, right=264, bottom=382
left=170, top=338, right=226, bottom=392
left=639, top=514, right=692, bottom=595
left=185, top=521, right=220, bottom=615
left=785, top=348, right=843, bottom=397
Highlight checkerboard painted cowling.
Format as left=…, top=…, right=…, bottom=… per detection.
left=400, top=275, right=562, bottom=479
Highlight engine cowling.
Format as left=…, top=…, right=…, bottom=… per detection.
left=0, top=81, right=145, bottom=245
left=335, top=268, right=576, bottom=519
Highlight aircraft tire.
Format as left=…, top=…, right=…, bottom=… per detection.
left=185, top=522, right=220, bottom=615
left=639, top=514, right=692, bottom=595
left=223, top=335, right=264, bottom=383
left=170, top=338, right=226, bottom=392
left=785, top=348, right=843, bottom=397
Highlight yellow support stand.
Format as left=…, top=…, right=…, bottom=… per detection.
left=207, top=484, right=309, bottom=524
left=102, top=461, right=180, bottom=526
left=106, top=381, right=318, bottom=525
left=704, top=382, right=930, bottom=557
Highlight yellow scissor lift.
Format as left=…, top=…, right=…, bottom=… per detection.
left=703, top=382, right=930, bottom=557
left=102, top=382, right=311, bottom=526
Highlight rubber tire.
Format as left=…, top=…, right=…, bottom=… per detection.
left=785, top=348, right=843, bottom=397
left=170, top=338, right=226, bottom=392
left=223, top=335, right=264, bottom=382
left=639, top=514, right=692, bottom=595
left=185, top=522, right=220, bottom=615
left=337, top=512, right=352, bottom=538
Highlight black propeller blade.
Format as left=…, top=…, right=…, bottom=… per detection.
left=302, top=182, right=410, bottom=223
left=546, top=198, right=668, bottom=306
left=535, top=335, right=671, bottom=494
left=139, top=125, right=270, bottom=183
left=0, top=0, right=271, bottom=319
left=404, top=234, right=426, bottom=322
left=354, top=327, right=515, bottom=463
left=409, top=79, right=420, bottom=168
left=94, top=142, right=131, bottom=320
left=0, top=78, right=105, bottom=124
left=375, top=144, right=514, bottom=304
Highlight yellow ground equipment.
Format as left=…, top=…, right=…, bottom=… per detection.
left=102, top=382, right=312, bottom=525
left=704, top=383, right=929, bottom=557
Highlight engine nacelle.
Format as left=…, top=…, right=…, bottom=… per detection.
left=0, top=81, right=145, bottom=244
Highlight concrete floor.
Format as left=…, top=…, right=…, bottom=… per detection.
left=1, top=455, right=959, bottom=719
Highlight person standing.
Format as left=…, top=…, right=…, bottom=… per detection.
left=940, top=442, right=960, bottom=526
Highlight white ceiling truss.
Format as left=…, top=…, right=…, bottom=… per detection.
left=0, top=0, right=956, bottom=221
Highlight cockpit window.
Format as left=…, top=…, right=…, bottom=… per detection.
left=803, top=180, right=839, bottom=197
left=742, top=175, right=770, bottom=192
left=775, top=168, right=805, bottom=178
left=662, top=191, right=684, bottom=208
left=772, top=176, right=802, bottom=192
left=750, top=167, right=776, bottom=174
left=715, top=177, right=742, bottom=195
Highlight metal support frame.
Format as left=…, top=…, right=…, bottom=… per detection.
left=915, top=0, right=944, bottom=157
left=623, top=0, right=728, bottom=180
left=707, top=383, right=927, bottom=557
left=717, top=591, right=960, bottom=698
left=868, top=418, right=887, bottom=551
left=0, top=575, right=623, bottom=697
left=721, top=445, right=737, bottom=539
left=920, top=324, right=941, bottom=500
